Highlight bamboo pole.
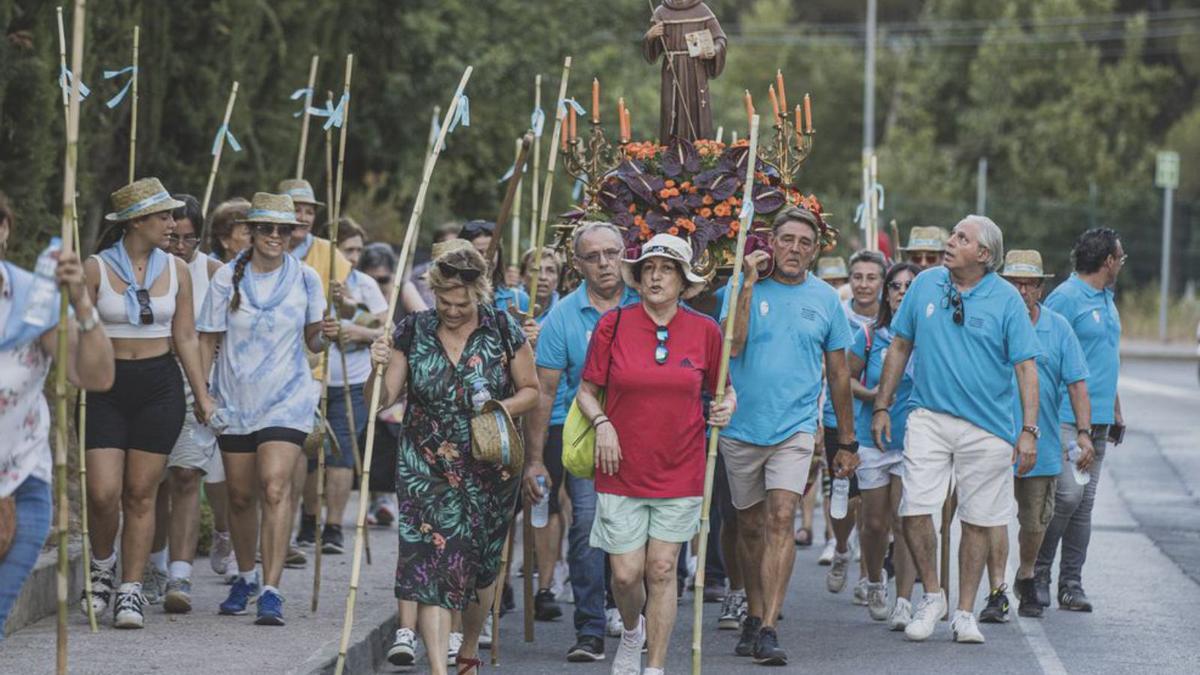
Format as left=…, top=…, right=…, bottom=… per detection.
left=338, top=344, right=370, bottom=566
left=691, top=115, right=761, bottom=675
left=295, top=55, right=319, bottom=179
left=311, top=108, right=336, bottom=609
left=127, top=25, right=139, bottom=183
left=529, top=75, right=542, bottom=256
left=521, top=507, right=534, bottom=642
left=55, top=5, right=97, bottom=634
left=509, top=138, right=523, bottom=267
left=490, top=523, right=516, bottom=665
left=524, top=58, right=572, bottom=323
left=198, top=81, right=239, bottom=248
left=55, top=3, right=87, bottom=672
left=334, top=66, right=473, bottom=675
left=485, top=133, right=532, bottom=273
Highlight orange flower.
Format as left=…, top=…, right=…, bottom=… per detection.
left=664, top=179, right=676, bottom=188
left=628, top=203, right=637, bottom=213
left=659, top=189, right=672, bottom=199
left=680, top=181, right=691, bottom=190
left=702, top=195, right=714, bottom=206
left=699, top=207, right=713, bottom=218
left=714, top=204, right=731, bottom=217
left=668, top=226, right=679, bottom=235
left=634, top=215, right=646, bottom=227
left=669, top=188, right=681, bottom=197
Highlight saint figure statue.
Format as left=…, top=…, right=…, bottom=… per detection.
left=642, top=0, right=727, bottom=143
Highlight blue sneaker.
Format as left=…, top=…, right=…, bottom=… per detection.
left=255, top=589, right=285, bottom=626
left=219, top=577, right=258, bottom=615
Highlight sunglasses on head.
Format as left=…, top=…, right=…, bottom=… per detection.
left=135, top=288, right=154, bottom=326
left=461, top=221, right=496, bottom=237
left=254, top=223, right=296, bottom=238
left=436, top=260, right=482, bottom=282
left=942, top=286, right=965, bottom=326
left=654, top=325, right=669, bottom=365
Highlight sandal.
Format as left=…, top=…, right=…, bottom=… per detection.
left=456, top=655, right=483, bottom=674
left=794, top=526, right=813, bottom=547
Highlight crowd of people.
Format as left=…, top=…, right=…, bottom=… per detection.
left=0, top=179, right=1126, bottom=674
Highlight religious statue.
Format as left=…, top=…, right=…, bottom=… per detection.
left=642, top=0, right=727, bottom=143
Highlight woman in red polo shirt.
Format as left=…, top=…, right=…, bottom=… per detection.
left=575, top=233, right=735, bottom=675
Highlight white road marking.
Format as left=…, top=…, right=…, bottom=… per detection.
left=1015, top=614, right=1069, bottom=675
left=1120, top=376, right=1200, bottom=403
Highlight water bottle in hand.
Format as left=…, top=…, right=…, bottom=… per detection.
left=1066, top=442, right=1091, bottom=486
left=531, top=475, right=550, bottom=528
left=470, top=377, right=492, bottom=413
left=22, top=237, right=63, bottom=329
left=831, top=477, right=850, bottom=519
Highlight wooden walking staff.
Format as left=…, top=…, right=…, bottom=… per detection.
left=509, top=137, right=523, bottom=267
left=198, top=81, right=239, bottom=249
left=529, top=74, right=542, bottom=256
left=127, top=25, right=139, bottom=182
left=523, top=57, right=572, bottom=324
left=54, top=2, right=87, bottom=672
left=692, top=115, right=761, bottom=675
left=490, top=525, right=517, bottom=665
left=295, top=54, right=319, bottom=179
left=485, top=133, right=533, bottom=276
left=333, top=65, right=474, bottom=675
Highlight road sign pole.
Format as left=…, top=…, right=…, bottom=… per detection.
left=1159, top=184, right=1173, bottom=342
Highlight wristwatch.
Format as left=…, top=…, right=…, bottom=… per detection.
left=77, top=306, right=100, bottom=333
left=1076, top=426, right=1092, bottom=438
left=1021, top=424, right=1040, bottom=440
left=837, top=441, right=859, bottom=454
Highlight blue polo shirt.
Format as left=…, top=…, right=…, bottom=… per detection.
left=1044, top=274, right=1120, bottom=425
left=720, top=275, right=852, bottom=446
left=892, top=267, right=1040, bottom=444
left=535, top=283, right=639, bottom=425
left=850, top=326, right=914, bottom=452
left=1010, top=305, right=1089, bottom=477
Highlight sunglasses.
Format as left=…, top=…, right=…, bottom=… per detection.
left=909, top=252, right=942, bottom=265
left=887, top=280, right=912, bottom=292
left=254, top=223, right=296, bottom=238
left=461, top=221, right=496, bottom=237
left=654, top=325, right=669, bottom=365
left=942, top=286, right=965, bottom=326
left=135, top=288, right=154, bottom=326
left=436, top=260, right=482, bottom=282
left=577, top=248, right=623, bottom=265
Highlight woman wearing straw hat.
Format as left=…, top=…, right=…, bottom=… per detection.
left=197, top=192, right=339, bottom=626
left=367, top=239, right=539, bottom=675
left=574, top=233, right=736, bottom=675
left=0, top=193, right=114, bottom=635
left=81, top=177, right=214, bottom=629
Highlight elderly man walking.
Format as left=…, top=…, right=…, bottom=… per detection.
left=720, top=207, right=859, bottom=665
left=873, top=215, right=1041, bottom=643
left=1034, top=228, right=1125, bottom=612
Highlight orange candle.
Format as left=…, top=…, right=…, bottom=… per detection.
left=776, top=69, right=787, bottom=110
left=561, top=112, right=568, bottom=152
left=768, top=85, right=781, bottom=126
left=618, top=97, right=628, bottom=141
left=803, top=93, right=813, bottom=132
left=795, top=104, right=803, bottom=142
left=569, top=105, right=577, bottom=142
left=592, top=78, right=600, bottom=123
left=624, top=106, right=632, bottom=142
left=744, top=89, right=754, bottom=129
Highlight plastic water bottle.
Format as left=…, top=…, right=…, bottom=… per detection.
left=21, top=237, right=63, bottom=329
left=470, top=377, right=491, bottom=413
left=831, top=478, right=850, bottom=519
left=1066, top=442, right=1091, bottom=486
left=531, top=476, right=550, bottom=528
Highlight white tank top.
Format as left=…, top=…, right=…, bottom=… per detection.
left=187, top=253, right=211, bottom=321
left=94, top=254, right=178, bottom=339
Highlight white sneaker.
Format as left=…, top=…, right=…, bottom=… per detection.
left=210, top=531, right=233, bottom=575
left=851, top=576, right=869, bottom=606
left=387, top=627, right=416, bottom=666
left=611, top=615, right=644, bottom=675
left=889, top=596, right=912, bottom=631
left=818, top=539, right=837, bottom=565
left=867, top=581, right=889, bottom=621
left=951, top=610, right=985, bottom=643
left=447, top=631, right=464, bottom=665
left=479, top=614, right=493, bottom=649
left=606, top=607, right=623, bottom=637
left=142, top=565, right=167, bottom=605
left=826, top=552, right=850, bottom=592
left=904, top=591, right=947, bottom=641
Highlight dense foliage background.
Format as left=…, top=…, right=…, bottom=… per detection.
left=2, top=0, right=1198, bottom=301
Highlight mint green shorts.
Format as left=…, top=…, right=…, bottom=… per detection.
left=589, top=493, right=704, bottom=555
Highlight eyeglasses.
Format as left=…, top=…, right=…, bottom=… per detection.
left=576, top=248, right=623, bottom=265
left=253, top=223, right=296, bottom=238
left=135, top=288, right=154, bottom=325
left=909, top=252, right=942, bottom=265
left=942, top=286, right=964, bottom=326
left=165, top=233, right=200, bottom=246
left=654, top=326, right=669, bottom=365
left=887, top=280, right=912, bottom=292
left=436, top=260, right=482, bottom=282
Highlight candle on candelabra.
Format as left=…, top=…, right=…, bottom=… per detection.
left=768, top=85, right=781, bottom=127
left=624, top=106, right=632, bottom=142
left=776, top=69, right=787, bottom=110
left=795, top=105, right=803, bottom=144
left=569, top=105, right=577, bottom=143
left=592, top=78, right=600, bottom=124
left=561, top=111, right=568, bottom=153
left=804, top=93, right=813, bottom=133
left=618, top=97, right=628, bottom=142
left=743, top=90, right=754, bottom=131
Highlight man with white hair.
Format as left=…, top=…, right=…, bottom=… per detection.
left=873, top=215, right=1041, bottom=643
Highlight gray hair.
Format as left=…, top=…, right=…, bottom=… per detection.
left=959, top=214, right=1004, bottom=273
left=572, top=221, right=624, bottom=255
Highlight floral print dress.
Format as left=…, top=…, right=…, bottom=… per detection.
left=392, top=305, right=524, bottom=610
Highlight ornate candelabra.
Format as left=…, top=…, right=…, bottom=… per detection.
left=759, top=107, right=815, bottom=192
left=561, top=120, right=626, bottom=207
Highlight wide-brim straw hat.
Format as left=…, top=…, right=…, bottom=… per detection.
left=431, top=238, right=476, bottom=262
left=236, top=192, right=303, bottom=226
left=901, top=226, right=949, bottom=252
left=816, top=256, right=849, bottom=280
left=470, top=399, right=524, bottom=471
left=105, top=177, right=186, bottom=222
left=620, top=233, right=708, bottom=300
left=277, top=178, right=325, bottom=207
left=1001, top=249, right=1054, bottom=279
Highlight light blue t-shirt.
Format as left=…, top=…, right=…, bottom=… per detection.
left=198, top=260, right=325, bottom=435
left=892, top=266, right=1040, bottom=444
left=1044, top=274, right=1120, bottom=425
left=535, top=283, right=639, bottom=425
left=823, top=299, right=875, bottom=428
left=721, top=276, right=852, bottom=446
left=850, top=326, right=914, bottom=452
left=1010, top=305, right=1090, bottom=477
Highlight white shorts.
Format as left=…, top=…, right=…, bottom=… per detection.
left=855, top=446, right=903, bottom=491
left=167, top=376, right=218, bottom=473
left=899, top=408, right=1014, bottom=527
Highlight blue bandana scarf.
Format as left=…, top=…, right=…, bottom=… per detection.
left=0, top=262, right=60, bottom=351
left=97, top=237, right=169, bottom=325
left=290, top=233, right=314, bottom=261
left=238, top=251, right=300, bottom=331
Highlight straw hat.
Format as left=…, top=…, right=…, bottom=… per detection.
left=620, top=233, right=708, bottom=300
left=470, top=399, right=524, bottom=472
left=816, top=256, right=849, bottom=280
left=236, top=192, right=303, bottom=226
left=277, top=178, right=324, bottom=207
left=104, top=177, right=186, bottom=222
left=431, top=238, right=476, bottom=261
left=1000, top=250, right=1054, bottom=279
left=901, top=226, right=949, bottom=252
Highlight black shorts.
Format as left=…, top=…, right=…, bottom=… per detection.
left=824, top=427, right=861, bottom=500
left=85, top=353, right=185, bottom=454
left=218, top=427, right=308, bottom=453
left=543, top=425, right=565, bottom=515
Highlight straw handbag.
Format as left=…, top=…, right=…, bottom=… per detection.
left=470, top=399, right=524, bottom=473
left=0, top=496, right=15, bottom=562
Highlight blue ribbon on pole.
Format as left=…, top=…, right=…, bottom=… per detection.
left=852, top=183, right=886, bottom=225
left=290, top=87, right=313, bottom=118
left=211, top=123, right=242, bottom=156
left=740, top=199, right=755, bottom=222
left=530, top=106, right=545, bottom=138
left=103, top=65, right=137, bottom=109
left=558, top=98, right=586, bottom=118
left=322, top=93, right=349, bottom=131
left=58, top=65, right=91, bottom=101
left=447, top=94, right=470, bottom=134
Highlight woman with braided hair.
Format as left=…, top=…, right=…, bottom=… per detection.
left=197, top=193, right=338, bottom=626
